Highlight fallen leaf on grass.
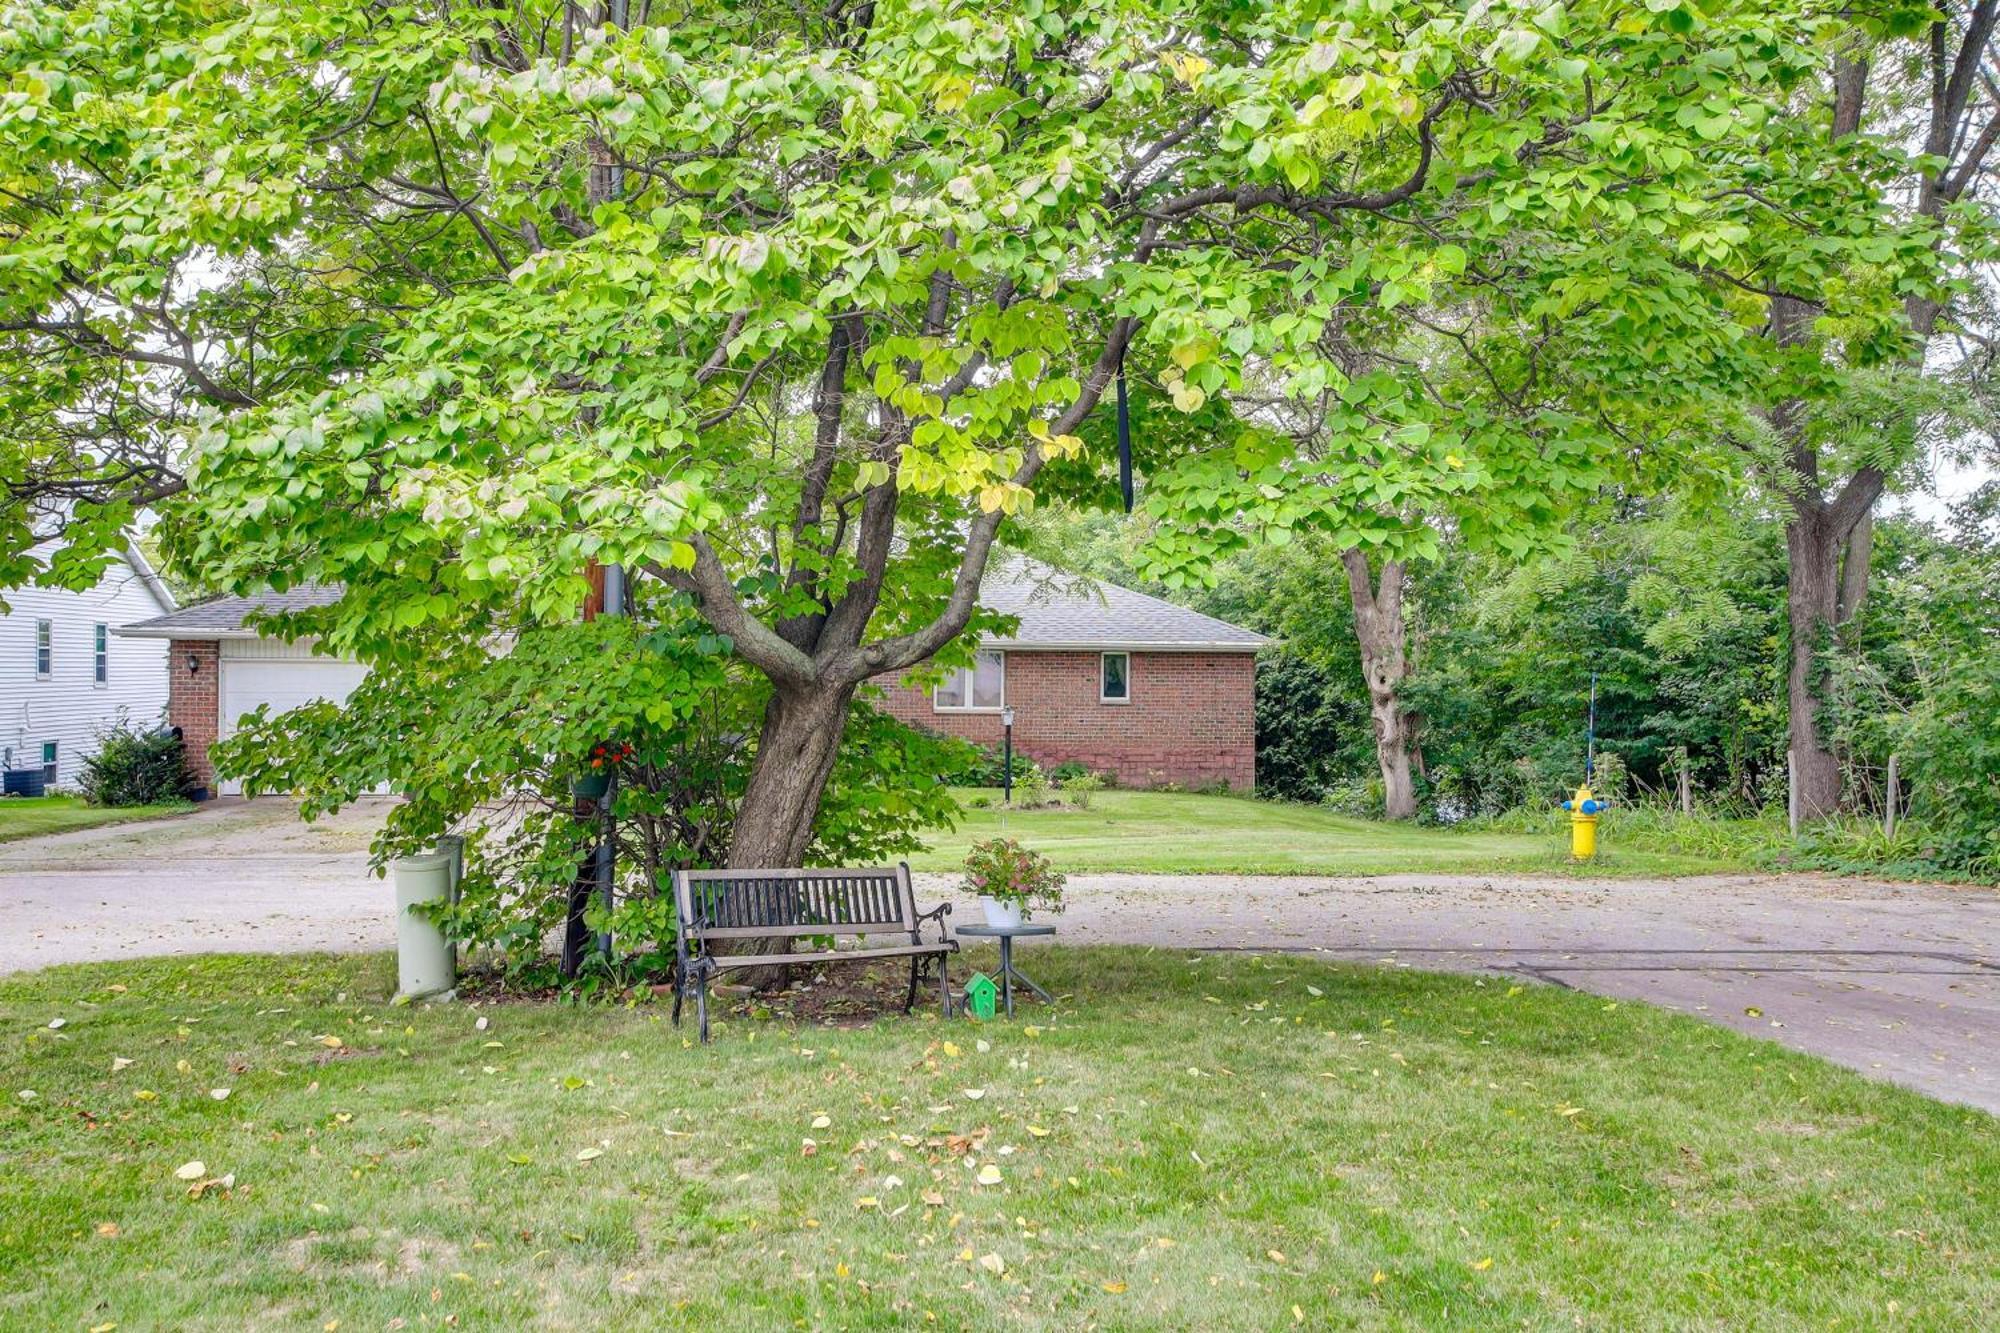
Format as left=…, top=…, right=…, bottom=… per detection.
left=174, top=1161, right=207, bottom=1181
left=1473, top=1257, right=1494, bottom=1271
left=1268, top=1249, right=1286, bottom=1263
left=962, top=1088, right=985, bottom=1101
left=111, top=1057, right=134, bottom=1073
left=978, top=1252, right=1005, bottom=1275
left=921, top=1190, right=945, bottom=1207
left=575, top=1148, right=603, bottom=1162
left=47, top=1018, right=65, bottom=1030
left=1102, top=1281, right=1127, bottom=1294
left=1026, top=1125, right=1050, bottom=1138
left=811, top=1114, right=832, bottom=1129
left=210, top=1088, right=231, bottom=1101
left=976, top=1164, right=1003, bottom=1186
left=856, top=1197, right=880, bottom=1210
left=134, top=1090, right=157, bottom=1102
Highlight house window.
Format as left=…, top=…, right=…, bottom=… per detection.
left=94, top=624, right=108, bottom=685
left=934, top=649, right=1005, bottom=711
left=41, top=741, right=58, bottom=786
left=34, top=620, right=51, bottom=677
left=1100, top=651, right=1131, bottom=703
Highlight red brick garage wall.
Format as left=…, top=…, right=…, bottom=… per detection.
left=168, top=639, right=219, bottom=791
left=873, top=650, right=1256, bottom=791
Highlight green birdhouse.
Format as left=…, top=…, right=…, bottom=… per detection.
left=964, top=972, right=999, bottom=1021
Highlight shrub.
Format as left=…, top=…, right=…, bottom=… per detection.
left=1012, top=763, right=1052, bottom=808
left=951, top=742, right=1036, bottom=788
left=80, top=721, right=195, bottom=807
left=961, top=836, right=1066, bottom=919
left=1061, top=772, right=1104, bottom=809
left=1047, top=759, right=1093, bottom=784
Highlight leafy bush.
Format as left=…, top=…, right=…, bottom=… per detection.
left=79, top=721, right=195, bottom=807
left=1061, top=772, right=1104, bottom=809
left=961, top=836, right=1065, bottom=919
left=1012, top=763, right=1052, bottom=808
left=951, top=742, right=1037, bottom=788
left=1047, top=759, right=1093, bottom=784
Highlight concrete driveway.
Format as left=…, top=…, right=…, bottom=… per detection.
left=4, top=800, right=1995, bottom=1113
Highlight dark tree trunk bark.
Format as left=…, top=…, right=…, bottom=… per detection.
left=1342, top=549, right=1419, bottom=821
left=729, top=682, right=858, bottom=869
left=1784, top=509, right=1845, bottom=822
left=717, top=682, right=858, bottom=990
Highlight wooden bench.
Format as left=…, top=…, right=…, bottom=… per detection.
left=670, top=863, right=957, bottom=1042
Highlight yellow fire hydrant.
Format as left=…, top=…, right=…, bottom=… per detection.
left=1561, top=783, right=1606, bottom=860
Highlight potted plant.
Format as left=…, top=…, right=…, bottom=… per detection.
left=963, top=836, right=1065, bottom=929
left=571, top=741, right=632, bottom=801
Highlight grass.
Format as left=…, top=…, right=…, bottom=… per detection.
left=907, top=789, right=1753, bottom=877
left=0, top=794, right=191, bottom=844
left=4, top=948, right=1993, bottom=1329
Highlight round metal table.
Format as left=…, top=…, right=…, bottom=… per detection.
left=954, top=923, right=1056, bottom=1016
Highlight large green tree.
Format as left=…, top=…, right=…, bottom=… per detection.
left=1, top=0, right=1911, bottom=861
left=1733, top=4, right=2000, bottom=820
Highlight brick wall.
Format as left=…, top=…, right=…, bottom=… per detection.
left=168, top=639, right=219, bottom=792
left=873, top=650, right=1256, bottom=790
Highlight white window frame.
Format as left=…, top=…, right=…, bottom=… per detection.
left=41, top=741, right=58, bottom=785
left=1100, top=651, right=1132, bottom=703
left=94, top=623, right=108, bottom=686
left=34, top=619, right=51, bottom=678
left=933, top=649, right=1006, bottom=713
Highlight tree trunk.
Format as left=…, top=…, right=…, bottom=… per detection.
left=729, top=682, right=858, bottom=869
left=1784, top=507, right=1846, bottom=821
left=1342, top=549, right=1419, bottom=821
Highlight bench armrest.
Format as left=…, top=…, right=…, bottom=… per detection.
left=914, top=899, right=952, bottom=944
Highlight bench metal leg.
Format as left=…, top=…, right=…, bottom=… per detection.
left=672, top=979, right=684, bottom=1028
left=938, top=951, right=954, bottom=1019
left=696, top=976, right=710, bottom=1044
left=904, top=956, right=921, bottom=1013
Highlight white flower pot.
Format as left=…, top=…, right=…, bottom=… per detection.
left=980, top=896, right=1024, bottom=929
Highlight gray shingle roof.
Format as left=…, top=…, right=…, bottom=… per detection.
left=979, top=556, right=1266, bottom=651
left=115, top=584, right=345, bottom=638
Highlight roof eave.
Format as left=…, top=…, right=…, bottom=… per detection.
left=980, top=638, right=1266, bottom=653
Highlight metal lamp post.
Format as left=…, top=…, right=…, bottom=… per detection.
left=1001, top=705, right=1016, bottom=805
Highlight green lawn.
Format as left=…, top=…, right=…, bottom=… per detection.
left=4, top=948, right=1992, bottom=1328
left=908, top=789, right=1747, bottom=877
left=0, top=795, right=191, bottom=843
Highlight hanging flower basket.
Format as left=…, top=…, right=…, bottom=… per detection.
left=571, top=741, right=632, bottom=801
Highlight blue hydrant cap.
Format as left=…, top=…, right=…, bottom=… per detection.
left=1561, top=800, right=1573, bottom=810
left=1581, top=799, right=1603, bottom=814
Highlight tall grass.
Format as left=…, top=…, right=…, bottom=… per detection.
left=1462, top=797, right=1993, bottom=884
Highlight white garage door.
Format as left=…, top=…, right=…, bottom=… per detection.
left=217, top=656, right=370, bottom=796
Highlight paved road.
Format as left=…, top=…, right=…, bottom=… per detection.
left=5, top=800, right=1995, bottom=1113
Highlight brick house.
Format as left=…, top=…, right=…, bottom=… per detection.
left=122, top=560, right=1266, bottom=795
left=873, top=558, right=1266, bottom=790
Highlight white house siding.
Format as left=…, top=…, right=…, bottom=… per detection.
left=1, top=547, right=173, bottom=789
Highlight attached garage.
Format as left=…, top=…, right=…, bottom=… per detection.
left=116, top=586, right=367, bottom=798
left=215, top=640, right=370, bottom=795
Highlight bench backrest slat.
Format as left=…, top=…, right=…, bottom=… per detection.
left=676, top=866, right=916, bottom=940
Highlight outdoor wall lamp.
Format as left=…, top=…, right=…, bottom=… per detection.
left=186, top=652, right=201, bottom=674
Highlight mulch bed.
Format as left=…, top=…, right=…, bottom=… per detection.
left=451, top=958, right=951, bottom=1029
